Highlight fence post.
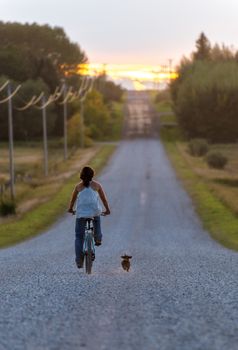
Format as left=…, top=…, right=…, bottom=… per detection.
left=63, top=83, right=68, bottom=160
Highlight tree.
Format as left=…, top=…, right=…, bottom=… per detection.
left=174, top=61, right=238, bottom=142
left=13, top=79, right=56, bottom=140
left=0, top=22, right=87, bottom=66
left=67, top=112, right=93, bottom=147
left=0, top=46, right=35, bottom=82
left=193, top=32, right=211, bottom=61
left=0, top=21, right=89, bottom=141
left=84, top=90, right=111, bottom=140
left=211, top=43, right=235, bottom=62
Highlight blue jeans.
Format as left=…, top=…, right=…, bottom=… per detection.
left=75, top=216, right=102, bottom=262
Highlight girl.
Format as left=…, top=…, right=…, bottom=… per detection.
left=68, top=166, right=110, bottom=268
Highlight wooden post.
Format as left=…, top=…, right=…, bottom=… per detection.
left=42, top=96, right=49, bottom=176
left=63, top=83, right=68, bottom=160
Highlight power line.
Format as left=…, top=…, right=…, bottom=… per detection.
left=15, top=95, right=38, bottom=111
left=0, top=85, right=21, bottom=104
left=0, top=78, right=94, bottom=197
left=0, top=80, right=10, bottom=92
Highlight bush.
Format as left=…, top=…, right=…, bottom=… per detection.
left=67, top=112, right=93, bottom=147
left=188, top=138, right=209, bottom=156
left=206, top=151, right=228, bottom=169
left=0, top=200, right=16, bottom=216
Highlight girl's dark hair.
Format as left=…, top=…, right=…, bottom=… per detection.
left=80, top=166, right=94, bottom=187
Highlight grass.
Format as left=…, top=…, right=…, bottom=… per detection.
left=0, top=141, right=65, bottom=175
left=163, top=141, right=238, bottom=250
left=154, top=95, right=238, bottom=251
left=0, top=144, right=116, bottom=248
left=154, top=98, right=177, bottom=124
left=176, top=143, right=238, bottom=216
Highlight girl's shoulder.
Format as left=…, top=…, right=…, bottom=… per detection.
left=75, top=182, right=84, bottom=192
left=90, top=180, right=101, bottom=191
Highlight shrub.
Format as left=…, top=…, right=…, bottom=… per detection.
left=206, top=151, right=228, bottom=169
left=67, top=112, right=93, bottom=147
left=0, top=200, right=16, bottom=216
left=188, top=138, right=209, bottom=156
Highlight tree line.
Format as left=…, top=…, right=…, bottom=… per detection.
left=170, top=32, right=238, bottom=142
left=0, top=22, right=124, bottom=142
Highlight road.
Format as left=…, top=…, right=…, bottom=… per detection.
left=1, top=92, right=238, bottom=350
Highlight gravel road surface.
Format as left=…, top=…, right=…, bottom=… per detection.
left=1, top=94, right=238, bottom=350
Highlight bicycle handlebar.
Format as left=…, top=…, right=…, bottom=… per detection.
left=67, top=210, right=109, bottom=217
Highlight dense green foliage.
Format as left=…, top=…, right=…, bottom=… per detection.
left=0, top=22, right=87, bottom=140
left=96, top=75, right=124, bottom=104
left=0, top=21, right=124, bottom=143
left=0, top=21, right=86, bottom=68
left=0, top=77, right=59, bottom=140
left=68, top=89, right=124, bottom=145
left=171, top=33, right=238, bottom=142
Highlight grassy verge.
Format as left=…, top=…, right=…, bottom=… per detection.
left=161, top=130, right=238, bottom=251
left=0, top=145, right=116, bottom=248
left=153, top=90, right=177, bottom=124
left=153, top=92, right=238, bottom=251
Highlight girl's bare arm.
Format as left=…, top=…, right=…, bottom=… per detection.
left=68, top=186, right=79, bottom=213
left=98, top=185, right=110, bottom=215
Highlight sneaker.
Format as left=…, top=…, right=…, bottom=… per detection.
left=75, top=257, right=84, bottom=269
left=95, top=240, right=102, bottom=246
left=76, top=262, right=83, bottom=269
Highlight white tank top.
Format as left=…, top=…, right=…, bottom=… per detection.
left=76, top=185, right=102, bottom=218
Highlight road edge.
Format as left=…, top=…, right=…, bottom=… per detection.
left=162, top=140, right=238, bottom=251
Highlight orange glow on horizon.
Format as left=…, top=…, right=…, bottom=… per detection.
left=62, top=63, right=178, bottom=90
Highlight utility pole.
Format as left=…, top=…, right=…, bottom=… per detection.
left=80, top=98, right=85, bottom=149
left=168, top=59, right=173, bottom=84
left=42, top=95, right=48, bottom=176
left=63, top=82, right=68, bottom=160
left=7, top=83, right=15, bottom=200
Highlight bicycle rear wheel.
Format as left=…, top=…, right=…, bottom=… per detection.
left=85, top=240, right=93, bottom=274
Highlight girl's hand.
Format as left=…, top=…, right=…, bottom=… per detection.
left=68, top=208, right=76, bottom=215
left=102, top=209, right=110, bottom=216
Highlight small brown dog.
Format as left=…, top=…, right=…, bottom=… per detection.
left=121, top=255, right=132, bottom=272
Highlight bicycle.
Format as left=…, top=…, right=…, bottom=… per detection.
left=69, top=211, right=107, bottom=274
left=83, top=217, right=95, bottom=274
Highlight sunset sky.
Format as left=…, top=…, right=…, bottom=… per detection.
left=1, top=0, right=238, bottom=88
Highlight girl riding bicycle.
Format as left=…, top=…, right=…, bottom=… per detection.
left=68, top=166, right=110, bottom=268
